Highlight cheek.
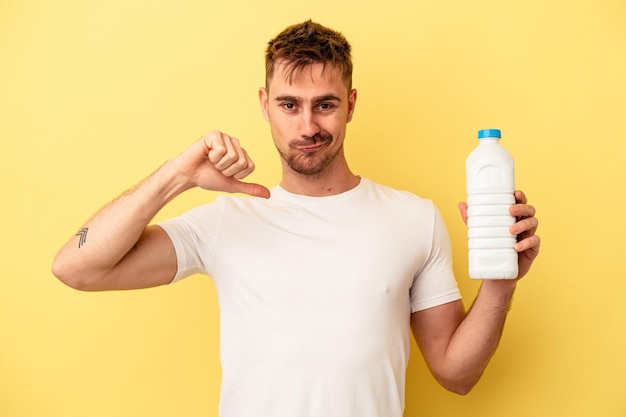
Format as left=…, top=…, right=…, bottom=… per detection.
left=323, top=117, right=344, bottom=135
left=269, top=117, right=286, bottom=135
left=269, top=118, right=292, bottom=146
left=270, top=114, right=296, bottom=134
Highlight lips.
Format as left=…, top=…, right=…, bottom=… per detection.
left=291, top=134, right=332, bottom=153
left=298, top=143, right=325, bottom=153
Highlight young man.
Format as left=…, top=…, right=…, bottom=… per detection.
left=53, top=20, right=540, bottom=417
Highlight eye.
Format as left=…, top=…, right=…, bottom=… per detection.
left=282, top=102, right=297, bottom=111
left=318, top=103, right=334, bottom=111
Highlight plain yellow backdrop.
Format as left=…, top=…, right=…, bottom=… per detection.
left=2, top=0, right=625, bottom=416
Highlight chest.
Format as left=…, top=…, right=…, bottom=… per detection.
left=207, top=203, right=430, bottom=314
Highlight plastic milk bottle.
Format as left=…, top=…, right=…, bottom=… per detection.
left=465, top=129, right=518, bottom=279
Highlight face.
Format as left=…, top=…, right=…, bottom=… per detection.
left=259, top=62, right=357, bottom=177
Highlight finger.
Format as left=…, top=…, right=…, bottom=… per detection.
left=214, top=136, right=244, bottom=171
left=219, top=141, right=255, bottom=178
left=515, top=234, right=541, bottom=253
left=231, top=148, right=255, bottom=180
left=204, top=131, right=228, bottom=164
left=205, top=133, right=253, bottom=178
left=514, top=190, right=528, bottom=205
left=212, top=134, right=235, bottom=169
left=510, top=216, right=539, bottom=236
left=458, top=202, right=468, bottom=224
left=510, top=203, right=536, bottom=219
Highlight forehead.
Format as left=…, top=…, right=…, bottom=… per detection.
left=268, top=62, right=347, bottom=96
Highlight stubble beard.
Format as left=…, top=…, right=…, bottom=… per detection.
left=277, top=133, right=341, bottom=176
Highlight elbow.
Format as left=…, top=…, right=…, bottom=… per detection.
left=446, top=382, right=475, bottom=396
left=51, top=256, right=96, bottom=291
left=436, top=373, right=482, bottom=396
left=51, top=263, right=82, bottom=290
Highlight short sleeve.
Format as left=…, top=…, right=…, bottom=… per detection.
left=409, top=206, right=462, bottom=312
left=157, top=201, right=224, bottom=283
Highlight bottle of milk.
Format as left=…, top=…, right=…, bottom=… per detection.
left=466, top=129, right=518, bottom=279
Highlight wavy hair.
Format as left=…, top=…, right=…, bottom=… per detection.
left=265, top=20, right=353, bottom=92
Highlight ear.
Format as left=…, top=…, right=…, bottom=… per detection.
left=259, top=87, right=270, bottom=121
left=346, top=88, right=357, bottom=123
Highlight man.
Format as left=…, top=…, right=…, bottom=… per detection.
left=53, top=20, right=540, bottom=417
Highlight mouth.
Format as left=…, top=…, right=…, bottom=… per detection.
left=292, top=134, right=332, bottom=153
left=298, top=143, right=325, bottom=153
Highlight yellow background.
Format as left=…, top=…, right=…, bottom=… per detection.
left=2, top=0, right=625, bottom=416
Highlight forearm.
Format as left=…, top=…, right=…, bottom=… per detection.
left=441, top=280, right=517, bottom=393
left=53, top=131, right=268, bottom=290
left=52, top=159, right=189, bottom=287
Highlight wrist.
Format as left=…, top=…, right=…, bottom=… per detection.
left=477, top=279, right=517, bottom=311
left=148, top=159, right=195, bottom=204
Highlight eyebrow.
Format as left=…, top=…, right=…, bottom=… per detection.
left=274, top=94, right=343, bottom=104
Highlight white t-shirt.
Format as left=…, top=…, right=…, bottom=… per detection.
left=158, top=178, right=461, bottom=417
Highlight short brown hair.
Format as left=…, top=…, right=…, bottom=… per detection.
left=265, top=20, right=353, bottom=91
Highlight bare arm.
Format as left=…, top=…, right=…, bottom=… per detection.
left=411, top=281, right=515, bottom=394
left=52, top=131, right=270, bottom=291
left=411, top=190, right=540, bottom=394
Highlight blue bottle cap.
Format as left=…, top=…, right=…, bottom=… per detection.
left=478, top=129, right=501, bottom=139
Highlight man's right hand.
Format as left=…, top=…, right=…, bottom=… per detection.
left=52, top=130, right=269, bottom=291
left=171, top=130, right=270, bottom=199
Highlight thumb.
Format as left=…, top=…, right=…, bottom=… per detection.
left=230, top=179, right=271, bottom=199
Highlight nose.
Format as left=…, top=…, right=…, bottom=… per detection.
left=299, top=108, right=320, bottom=138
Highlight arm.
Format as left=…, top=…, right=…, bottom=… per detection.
left=411, top=282, right=515, bottom=395
left=52, top=131, right=270, bottom=291
left=411, top=190, right=540, bottom=394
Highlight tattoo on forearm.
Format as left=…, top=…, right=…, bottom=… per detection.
left=76, top=228, right=88, bottom=248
